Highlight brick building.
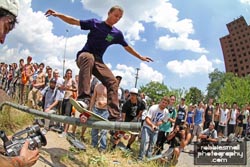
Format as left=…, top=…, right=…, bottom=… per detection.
left=220, top=16, right=250, bottom=77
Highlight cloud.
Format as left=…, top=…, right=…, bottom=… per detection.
left=111, top=63, right=163, bottom=89
left=212, top=58, right=223, bottom=65
left=157, top=35, right=208, bottom=53
left=1, top=0, right=86, bottom=77
left=240, top=0, right=250, bottom=5
left=166, top=55, right=214, bottom=77
left=81, top=0, right=206, bottom=52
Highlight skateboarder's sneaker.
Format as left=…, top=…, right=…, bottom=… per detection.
left=77, top=98, right=89, bottom=109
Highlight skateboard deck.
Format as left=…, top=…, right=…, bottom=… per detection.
left=70, top=98, right=140, bottom=137
left=70, top=98, right=109, bottom=121
left=67, top=133, right=86, bottom=150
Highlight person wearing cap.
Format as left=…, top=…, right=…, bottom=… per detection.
left=0, top=1, right=40, bottom=167
left=0, top=0, right=18, bottom=44
left=175, top=97, right=188, bottom=127
left=38, top=78, right=60, bottom=135
left=45, top=6, right=153, bottom=120
left=114, top=88, right=146, bottom=150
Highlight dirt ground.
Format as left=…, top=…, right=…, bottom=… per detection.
left=34, top=130, right=72, bottom=167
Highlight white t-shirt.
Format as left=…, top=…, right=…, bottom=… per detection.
left=143, top=104, right=169, bottom=130
left=228, top=109, right=237, bottom=125
left=219, top=108, right=229, bottom=126
left=243, top=110, right=249, bottom=124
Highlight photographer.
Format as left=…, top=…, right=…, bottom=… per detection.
left=1, top=140, right=39, bottom=167
left=199, top=121, right=218, bottom=144
left=167, top=124, right=191, bottom=165
left=1, top=0, right=40, bottom=166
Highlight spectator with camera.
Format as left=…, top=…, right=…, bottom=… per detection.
left=167, top=124, right=191, bottom=165
left=0, top=0, right=40, bottom=166
left=199, top=121, right=218, bottom=144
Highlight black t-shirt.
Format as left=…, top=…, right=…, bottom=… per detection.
left=175, top=105, right=186, bottom=125
left=122, top=98, right=146, bottom=122
left=237, top=114, right=244, bottom=127
left=205, top=105, right=214, bottom=122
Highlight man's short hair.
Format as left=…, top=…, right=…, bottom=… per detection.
left=210, top=122, right=215, bottom=126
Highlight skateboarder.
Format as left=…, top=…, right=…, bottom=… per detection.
left=45, top=5, right=153, bottom=120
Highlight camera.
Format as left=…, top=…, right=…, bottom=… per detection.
left=0, top=125, right=47, bottom=156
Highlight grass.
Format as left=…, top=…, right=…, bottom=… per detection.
left=0, top=105, right=164, bottom=167
left=0, top=105, right=34, bottom=135
left=58, top=128, right=164, bottom=167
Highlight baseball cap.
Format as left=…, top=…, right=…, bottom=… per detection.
left=50, top=78, right=57, bottom=83
left=0, top=0, right=19, bottom=17
left=130, top=88, right=138, bottom=94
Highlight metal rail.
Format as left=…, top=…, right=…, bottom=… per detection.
left=0, top=101, right=141, bottom=131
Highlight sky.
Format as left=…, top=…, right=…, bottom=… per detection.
left=1, top=0, right=250, bottom=93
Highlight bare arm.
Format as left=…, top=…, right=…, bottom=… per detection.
left=124, top=45, right=153, bottom=62
left=89, top=85, right=97, bottom=110
left=0, top=141, right=39, bottom=167
left=45, top=100, right=59, bottom=112
left=45, top=9, right=80, bottom=26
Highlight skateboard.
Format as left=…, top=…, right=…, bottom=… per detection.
left=69, top=98, right=109, bottom=121
left=70, top=98, right=140, bottom=138
left=66, top=133, right=86, bottom=150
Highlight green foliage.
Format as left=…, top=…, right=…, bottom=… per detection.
left=89, top=155, right=107, bottom=166
left=219, top=75, right=250, bottom=107
left=185, top=87, right=204, bottom=105
left=140, top=81, right=169, bottom=103
left=168, top=87, right=187, bottom=103
left=206, top=69, right=234, bottom=101
left=0, top=106, right=34, bottom=134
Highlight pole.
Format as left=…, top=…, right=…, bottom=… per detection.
left=62, top=29, right=69, bottom=77
left=135, top=68, right=140, bottom=88
left=0, top=101, right=141, bottom=131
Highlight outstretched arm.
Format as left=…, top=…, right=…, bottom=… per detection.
left=124, top=45, right=153, bottom=62
left=45, top=9, right=80, bottom=26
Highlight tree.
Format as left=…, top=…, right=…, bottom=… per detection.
left=140, top=81, right=169, bottom=104
left=185, top=87, right=204, bottom=105
left=219, top=75, right=250, bottom=107
left=206, top=69, right=234, bottom=102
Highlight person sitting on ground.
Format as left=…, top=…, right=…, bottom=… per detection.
left=199, top=121, right=218, bottom=144
left=166, top=124, right=191, bottom=165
